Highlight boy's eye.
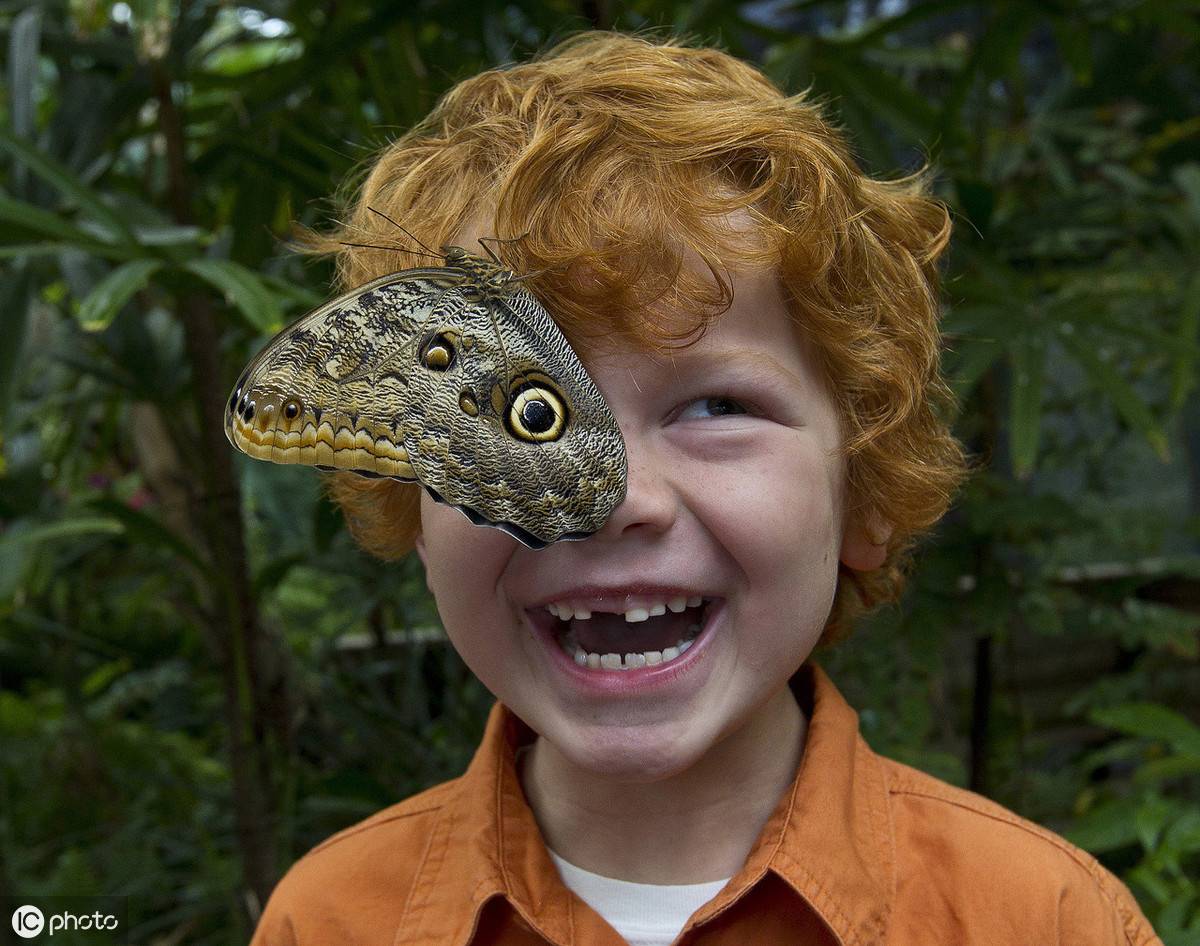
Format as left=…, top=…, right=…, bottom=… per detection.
left=676, top=396, right=751, bottom=421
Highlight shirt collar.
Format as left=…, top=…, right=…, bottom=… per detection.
left=395, top=662, right=894, bottom=946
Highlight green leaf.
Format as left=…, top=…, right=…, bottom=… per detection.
left=8, top=7, right=41, bottom=143
left=1125, top=863, right=1176, bottom=906
left=81, top=658, right=134, bottom=699
left=1134, top=793, right=1173, bottom=852
left=0, top=193, right=137, bottom=258
left=817, top=48, right=937, bottom=144
left=130, top=224, right=207, bottom=247
left=1090, top=702, right=1200, bottom=758
left=1059, top=330, right=1170, bottom=462
left=183, top=259, right=283, bottom=331
left=75, top=259, right=163, bottom=331
left=260, top=272, right=322, bottom=311
left=1134, top=755, right=1200, bottom=784
left=202, top=37, right=303, bottom=76
left=11, top=517, right=126, bottom=546
left=1078, top=739, right=1145, bottom=777
left=762, top=38, right=813, bottom=92
left=1047, top=274, right=1200, bottom=361
left=0, top=242, right=125, bottom=259
left=1164, top=810, right=1200, bottom=856
left=937, top=4, right=1037, bottom=146
left=0, top=128, right=138, bottom=246
left=1064, top=797, right=1140, bottom=853
left=1008, top=335, right=1045, bottom=480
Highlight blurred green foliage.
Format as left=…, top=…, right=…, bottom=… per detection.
left=1, top=0, right=1198, bottom=942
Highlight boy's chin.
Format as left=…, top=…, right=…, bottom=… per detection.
left=539, top=714, right=717, bottom=784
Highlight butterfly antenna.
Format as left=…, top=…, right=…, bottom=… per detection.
left=477, top=239, right=504, bottom=266
left=509, top=267, right=551, bottom=283
left=366, top=207, right=442, bottom=258
left=476, top=232, right=532, bottom=267
left=479, top=232, right=532, bottom=245
left=339, top=240, right=444, bottom=261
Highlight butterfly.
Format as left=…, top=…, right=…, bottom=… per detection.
left=224, top=219, right=628, bottom=549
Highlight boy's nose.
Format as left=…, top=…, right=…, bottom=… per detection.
left=592, top=442, right=678, bottom=541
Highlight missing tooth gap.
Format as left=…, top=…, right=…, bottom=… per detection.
left=554, top=599, right=711, bottom=630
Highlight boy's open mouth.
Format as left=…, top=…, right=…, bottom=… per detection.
left=539, top=595, right=719, bottom=670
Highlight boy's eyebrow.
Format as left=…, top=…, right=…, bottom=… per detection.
left=665, top=348, right=808, bottom=391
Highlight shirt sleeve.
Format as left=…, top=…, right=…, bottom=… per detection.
left=1056, top=858, right=1164, bottom=946
left=248, top=878, right=300, bottom=946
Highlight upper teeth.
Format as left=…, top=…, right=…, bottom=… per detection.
left=545, top=595, right=704, bottom=623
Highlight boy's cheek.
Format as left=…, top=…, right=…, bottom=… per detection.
left=416, top=492, right=517, bottom=603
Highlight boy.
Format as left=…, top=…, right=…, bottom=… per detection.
left=250, top=31, right=1162, bottom=946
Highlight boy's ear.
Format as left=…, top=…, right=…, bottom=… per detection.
left=839, top=508, right=893, bottom=572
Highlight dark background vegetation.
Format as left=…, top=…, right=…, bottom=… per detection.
left=1, top=0, right=1199, bottom=942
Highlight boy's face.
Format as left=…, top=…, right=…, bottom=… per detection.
left=415, top=241, right=887, bottom=782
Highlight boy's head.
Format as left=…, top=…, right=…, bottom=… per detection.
left=318, top=32, right=967, bottom=671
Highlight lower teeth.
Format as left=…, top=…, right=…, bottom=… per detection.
left=559, top=621, right=705, bottom=671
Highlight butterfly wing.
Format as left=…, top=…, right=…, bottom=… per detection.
left=225, top=266, right=628, bottom=547
left=402, top=283, right=627, bottom=548
left=225, top=268, right=459, bottom=482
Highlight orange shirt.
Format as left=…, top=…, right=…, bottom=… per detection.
left=251, top=663, right=1163, bottom=945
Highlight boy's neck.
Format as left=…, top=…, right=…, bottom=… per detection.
left=516, top=683, right=807, bottom=885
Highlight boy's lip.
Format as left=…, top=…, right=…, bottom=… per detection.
left=522, top=592, right=725, bottom=697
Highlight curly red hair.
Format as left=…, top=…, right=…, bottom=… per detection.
left=303, top=30, right=972, bottom=646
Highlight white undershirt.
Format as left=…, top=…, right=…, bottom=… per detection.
left=548, top=849, right=731, bottom=946
left=516, top=743, right=732, bottom=945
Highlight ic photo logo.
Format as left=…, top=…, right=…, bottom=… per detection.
left=10, top=902, right=122, bottom=939
left=11, top=905, right=43, bottom=938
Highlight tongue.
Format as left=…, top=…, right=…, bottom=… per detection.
left=571, top=609, right=698, bottom=655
